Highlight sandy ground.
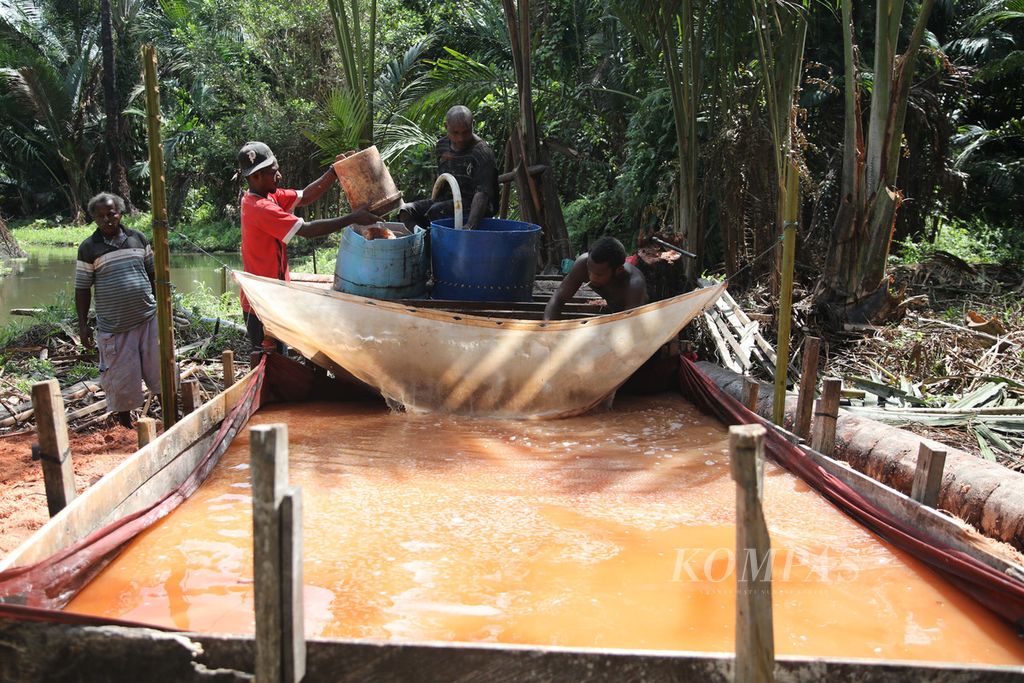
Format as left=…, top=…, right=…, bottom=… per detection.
left=0, top=424, right=139, bottom=558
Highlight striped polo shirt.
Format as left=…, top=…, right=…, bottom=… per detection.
left=75, top=228, right=157, bottom=333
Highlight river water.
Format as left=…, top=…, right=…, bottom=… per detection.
left=66, top=395, right=1024, bottom=664
left=0, top=247, right=244, bottom=328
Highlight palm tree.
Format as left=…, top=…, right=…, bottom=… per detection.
left=817, top=0, right=938, bottom=317
left=0, top=0, right=102, bottom=222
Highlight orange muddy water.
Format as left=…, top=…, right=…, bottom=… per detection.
left=66, top=396, right=1024, bottom=664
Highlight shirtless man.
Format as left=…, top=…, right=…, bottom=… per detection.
left=544, top=236, right=647, bottom=320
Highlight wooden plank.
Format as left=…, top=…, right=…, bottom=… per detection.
left=795, top=336, right=820, bottom=439
left=0, top=369, right=254, bottom=570
left=811, top=378, right=842, bottom=457
left=281, top=487, right=306, bottom=683
left=709, top=309, right=752, bottom=370
left=251, top=423, right=289, bottom=683
left=730, top=424, right=775, bottom=683
left=5, top=619, right=1024, bottom=683
left=911, top=443, right=947, bottom=508
left=31, top=379, right=77, bottom=517
left=704, top=312, right=742, bottom=372
left=136, top=418, right=157, bottom=448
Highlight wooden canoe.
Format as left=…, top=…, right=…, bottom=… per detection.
left=235, top=272, right=727, bottom=419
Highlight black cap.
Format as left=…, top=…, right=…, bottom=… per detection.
left=237, top=141, right=276, bottom=177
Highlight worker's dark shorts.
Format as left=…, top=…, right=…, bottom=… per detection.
left=244, top=310, right=283, bottom=354
left=400, top=199, right=464, bottom=229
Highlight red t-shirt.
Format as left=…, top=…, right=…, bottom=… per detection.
left=240, top=188, right=303, bottom=312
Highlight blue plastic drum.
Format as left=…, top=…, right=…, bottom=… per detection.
left=334, top=224, right=428, bottom=299
left=429, top=218, right=541, bottom=301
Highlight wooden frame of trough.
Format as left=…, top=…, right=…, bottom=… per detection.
left=1, top=364, right=1022, bottom=681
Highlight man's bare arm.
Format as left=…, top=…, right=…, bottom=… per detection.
left=464, top=191, right=491, bottom=230
left=296, top=209, right=380, bottom=239
left=544, top=257, right=587, bottom=321
left=75, top=288, right=94, bottom=348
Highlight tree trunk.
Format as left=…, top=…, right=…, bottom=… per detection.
left=817, top=0, right=936, bottom=316
left=0, top=215, right=25, bottom=259
left=502, top=0, right=572, bottom=272
left=100, top=0, right=133, bottom=210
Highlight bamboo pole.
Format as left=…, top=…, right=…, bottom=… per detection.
left=730, top=423, right=775, bottom=683
left=772, top=158, right=799, bottom=426
left=142, top=45, right=178, bottom=429
left=32, top=379, right=76, bottom=517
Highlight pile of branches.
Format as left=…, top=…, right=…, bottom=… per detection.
left=0, top=310, right=250, bottom=436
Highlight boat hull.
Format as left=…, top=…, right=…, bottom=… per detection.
left=235, top=271, right=727, bottom=418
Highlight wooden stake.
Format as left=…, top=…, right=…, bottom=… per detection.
left=136, top=417, right=157, bottom=448
left=281, top=487, right=306, bottom=683
left=811, top=378, right=842, bottom=456
left=181, top=379, right=201, bottom=415
left=251, top=424, right=305, bottom=683
left=31, top=380, right=76, bottom=517
left=794, top=336, right=820, bottom=440
left=142, top=45, right=178, bottom=428
left=911, top=443, right=946, bottom=507
left=743, top=377, right=760, bottom=413
left=220, top=265, right=228, bottom=296
left=729, top=424, right=774, bottom=683
left=222, top=350, right=235, bottom=389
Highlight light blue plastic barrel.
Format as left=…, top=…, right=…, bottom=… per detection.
left=429, top=218, right=540, bottom=301
left=334, top=223, right=428, bottom=299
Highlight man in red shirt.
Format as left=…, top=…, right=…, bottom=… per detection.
left=238, top=141, right=378, bottom=350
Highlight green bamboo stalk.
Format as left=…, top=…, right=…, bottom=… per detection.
left=141, top=45, right=178, bottom=428
left=773, top=157, right=799, bottom=426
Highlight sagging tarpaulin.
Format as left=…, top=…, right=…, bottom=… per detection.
left=0, top=356, right=267, bottom=612
left=677, top=356, right=1024, bottom=634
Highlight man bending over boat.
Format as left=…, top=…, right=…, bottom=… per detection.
left=76, top=192, right=162, bottom=428
left=397, top=105, right=499, bottom=231
left=237, top=141, right=379, bottom=351
left=544, top=236, right=648, bottom=320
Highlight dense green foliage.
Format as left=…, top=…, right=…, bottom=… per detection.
left=0, top=0, right=1021, bottom=274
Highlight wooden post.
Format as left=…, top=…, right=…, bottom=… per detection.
left=220, top=266, right=228, bottom=296
left=222, top=350, right=236, bottom=389
left=281, top=487, right=306, bottom=681
left=181, top=379, right=201, bottom=415
left=911, top=443, right=947, bottom=507
left=794, top=336, right=820, bottom=440
left=729, top=424, right=774, bottom=683
left=32, top=380, right=76, bottom=517
left=136, top=417, right=157, bottom=448
left=811, top=378, right=842, bottom=456
left=743, top=377, right=760, bottom=413
left=251, top=424, right=305, bottom=683
left=772, top=159, right=800, bottom=426
left=142, top=44, right=178, bottom=429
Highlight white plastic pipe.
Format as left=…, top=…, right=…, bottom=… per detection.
left=431, top=173, right=464, bottom=229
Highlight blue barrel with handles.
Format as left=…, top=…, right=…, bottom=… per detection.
left=429, top=218, right=541, bottom=301
left=334, top=223, right=428, bottom=299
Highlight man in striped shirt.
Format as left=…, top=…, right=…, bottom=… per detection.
left=75, top=193, right=161, bottom=428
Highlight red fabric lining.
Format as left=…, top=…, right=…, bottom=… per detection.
left=0, top=356, right=266, bottom=613
left=678, top=357, right=1024, bottom=633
